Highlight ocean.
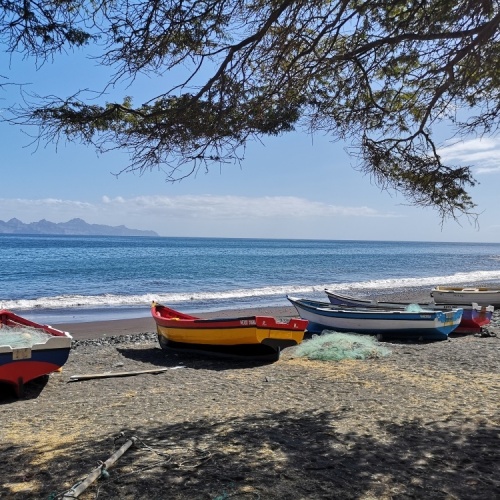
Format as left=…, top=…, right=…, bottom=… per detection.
left=2, top=235, right=500, bottom=324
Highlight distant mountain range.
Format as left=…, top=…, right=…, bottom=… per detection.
left=0, top=218, right=158, bottom=237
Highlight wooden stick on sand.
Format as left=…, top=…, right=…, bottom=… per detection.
left=69, top=367, right=179, bottom=381
left=62, top=437, right=137, bottom=498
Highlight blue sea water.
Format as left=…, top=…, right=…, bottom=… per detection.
left=1, top=235, right=500, bottom=324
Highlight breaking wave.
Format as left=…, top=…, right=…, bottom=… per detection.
left=3, top=269, right=500, bottom=312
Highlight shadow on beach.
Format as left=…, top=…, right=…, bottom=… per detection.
left=1, top=409, right=499, bottom=499
left=0, top=375, right=49, bottom=404
left=117, top=345, right=283, bottom=371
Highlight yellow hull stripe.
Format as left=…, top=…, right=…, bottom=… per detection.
left=156, top=325, right=302, bottom=346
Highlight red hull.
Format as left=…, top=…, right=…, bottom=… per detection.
left=453, top=307, right=494, bottom=333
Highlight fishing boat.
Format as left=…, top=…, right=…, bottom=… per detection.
left=287, top=296, right=462, bottom=341
left=0, top=310, right=72, bottom=397
left=430, top=286, right=500, bottom=307
left=151, top=302, right=307, bottom=361
left=324, top=289, right=494, bottom=334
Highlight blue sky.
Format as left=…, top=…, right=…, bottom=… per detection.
left=1, top=49, right=500, bottom=242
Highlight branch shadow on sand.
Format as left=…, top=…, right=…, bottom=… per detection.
left=1, top=409, right=498, bottom=499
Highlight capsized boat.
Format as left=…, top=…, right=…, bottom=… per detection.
left=324, top=289, right=494, bottom=334
left=0, top=310, right=72, bottom=397
left=151, top=302, right=307, bottom=361
left=430, top=286, right=500, bottom=307
left=287, top=296, right=463, bottom=341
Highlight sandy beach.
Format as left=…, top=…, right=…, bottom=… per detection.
left=1, top=294, right=500, bottom=499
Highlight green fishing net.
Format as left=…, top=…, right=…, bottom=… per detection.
left=0, top=325, right=53, bottom=349
left=294, top=332, right=391, bottom=361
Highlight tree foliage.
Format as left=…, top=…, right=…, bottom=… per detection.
left=0, top=0, right=92, bottom=57
left=3, top=0, right=500, bottom=219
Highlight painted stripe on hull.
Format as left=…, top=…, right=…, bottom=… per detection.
left=299, top=311, right=455, bottom=336
left=156, top=324, right=303, bottom=347
left=305, top=321, right=449, bottom=340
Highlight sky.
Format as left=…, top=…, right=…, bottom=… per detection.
left=1, top=48, right=500, bottom=242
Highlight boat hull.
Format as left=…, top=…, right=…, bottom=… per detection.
left=325, top=290, right=494, bottom=334
left=0, top=310, right=72, bottom=397
left=151, top=303, right=307, bottom=360
left=288, top=297, right=462, bottom=341
left=430, top=286, right=500, bottom=307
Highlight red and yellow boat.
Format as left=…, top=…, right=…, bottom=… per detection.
left=0, top=310, right=72, bottom=397
left=151, top=302, right=307, bottom=361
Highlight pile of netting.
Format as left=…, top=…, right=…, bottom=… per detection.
left=0, top=325, right=52, bottom=348
left=294, top=331, right=391, bottom=361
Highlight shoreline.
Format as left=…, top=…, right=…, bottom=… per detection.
left=51, top=288, right=438, bottom=340
left=14, top=282, right=500, bottom=335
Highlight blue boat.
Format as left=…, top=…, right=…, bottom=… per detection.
left=287, top=296, right=463, bottom=341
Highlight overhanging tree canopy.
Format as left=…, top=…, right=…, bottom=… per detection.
left=2, top=0, right=500, bottom=219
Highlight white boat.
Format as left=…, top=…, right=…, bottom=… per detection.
left=287, top=296, right=463, bottom=341
left=324, top=289, right=494, bottom=333
left=430, top=286, right=500, bottom=307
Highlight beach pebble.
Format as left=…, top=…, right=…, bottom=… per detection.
left=72, top=332, right=158, bottom=349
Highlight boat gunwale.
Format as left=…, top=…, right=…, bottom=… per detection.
left=287, top=296, right=462, bottom=321
left=0, top=310, right=73, bottom=352
left=324, top=290, right=494, bottom=313
left=151, top=303, right=308, bottom=331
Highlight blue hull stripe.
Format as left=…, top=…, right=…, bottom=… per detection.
left=0, top=348, right=71, bottom=368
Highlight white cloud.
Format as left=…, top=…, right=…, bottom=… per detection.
left=14, top=198, right=93, bottom=209
left=0, top=195, right=399, bottom=227
left=439, top=137, right=500, bottom=174
left=99, top=194, right=399, bottom=219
